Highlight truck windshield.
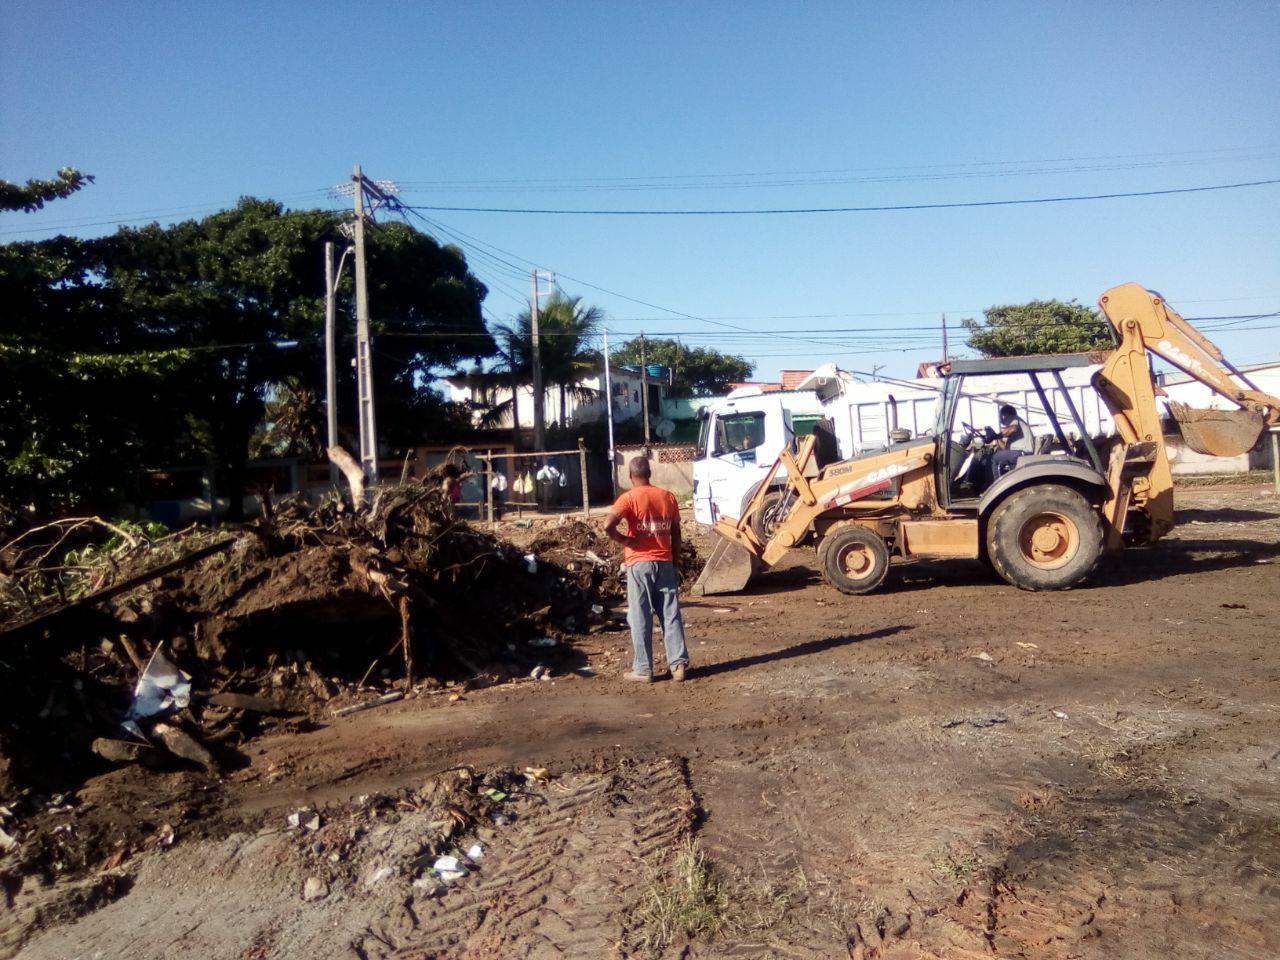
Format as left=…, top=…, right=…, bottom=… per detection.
left=715, top=412, right=766, bottom=455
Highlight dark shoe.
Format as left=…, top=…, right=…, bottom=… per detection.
left=670, top=664, right=687, bottom=683
left=624, top=671, right=654, bottom=683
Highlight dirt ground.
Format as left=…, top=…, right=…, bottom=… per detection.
left=6, top=483, right=1280, bottom=959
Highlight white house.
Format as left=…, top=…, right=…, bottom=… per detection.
left=445, top=365, right=667, bottom=431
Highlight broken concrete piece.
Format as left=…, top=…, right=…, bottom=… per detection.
left=91, top=738, right=151, bottom=763
left=331, top=691, right=404, bottom=718
left=151, top=723, right=217, bottom=771
left=302, top=876, right=329, bottom=901
left=205, top=691, right=285, bottom=713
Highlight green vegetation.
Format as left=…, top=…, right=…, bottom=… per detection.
left=963, top=299, right=1114, bottom=357
left=611, top=336, right=754, bottom=396
left=632, top=841, right=731, bottom=954
left=1, top=186, right=490, bottom=518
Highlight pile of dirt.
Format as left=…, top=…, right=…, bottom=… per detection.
left=0, top=487, right=606, bottom=804
left=527, top=519, right=703, bottom=596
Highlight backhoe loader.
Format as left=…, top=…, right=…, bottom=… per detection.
left=693, top=283, right=1280, bottom=595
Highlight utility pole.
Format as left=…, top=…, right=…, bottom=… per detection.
left=640, top=333, right=651, bottom=445
left=352, top=164, right=379, bottom=487
left=602, top=329, right=616, bottom=495
left=324, top=240, right=355, bottom=484
left=941, top=313, right=949, bottom=364
left=324, top=242, right=339, bottom=482
left=530, top=270, right=546, bottom=453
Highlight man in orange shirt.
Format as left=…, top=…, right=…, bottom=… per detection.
left=604, top=456, right=690, bottom=683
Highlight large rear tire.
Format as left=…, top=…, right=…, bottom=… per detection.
left=817, top=524, right=890, bottom=595
left=986, top=484, right=1102, bottom=591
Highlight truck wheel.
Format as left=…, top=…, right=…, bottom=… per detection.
left=986, top=485, right=1102, bottom=591
left=750, top=490, right=784, bottom=544
left=818, top=525, right=890, bottom=595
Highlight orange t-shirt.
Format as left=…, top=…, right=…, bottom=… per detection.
left=611, top=484, right=680, bottom=565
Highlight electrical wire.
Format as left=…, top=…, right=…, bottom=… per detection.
left=401, top=177, right=1280, bottom=216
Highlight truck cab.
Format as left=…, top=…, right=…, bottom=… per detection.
left=693, top=390, right=795, bottom=525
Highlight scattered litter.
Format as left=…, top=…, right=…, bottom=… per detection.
left=972, top=652, right=995, bottom=662
left=1053, top=710, right=1069, bottom=720
left=332, top=691, right=404, bottom=718
left=713, top=607, right=733, bottom=614
left=481, top=787, right=508, bottom=802
left=530, top=665, right=550, bottom=681
left=491, top=811, right=514, bottom=826
left=523, top=554, right=538, bottom=574
left=466, top=842, right=485, bottom=862
left=590, top=604, right=604, bottom=615
left=0, top=827, right=18, bottom=854
left=301, top=876, right=329, bottom=901
left=528, top=636, right=559, bottom=648
left=1015, top=642, right=1039, bottom=650
left=128, top=643, right=191, bottom=720
left=524, top=766, right=550, bottom=783
left=287, top=808, right=322, bottom=832
left=447, top=693, right=463, bottom=703
left=1256, top=558, right=1272, bottom=564
left=433, top=855, right=467, bottom=883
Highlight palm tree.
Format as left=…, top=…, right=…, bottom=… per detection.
left=485, top=293, right=603, bottom=444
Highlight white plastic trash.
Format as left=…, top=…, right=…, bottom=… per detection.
left=128, top=643, right=191, bottom=720
left=467, top=843, right=485, bottom=862
left=434, top=855, right=467, bottom=883
left=523, top=554, right=538, bottom=574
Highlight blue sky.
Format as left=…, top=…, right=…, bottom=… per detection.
left=3, top=1, right=1278, bottom=380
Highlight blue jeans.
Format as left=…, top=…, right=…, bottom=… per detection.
left=626, top=560, right=689, bottom=674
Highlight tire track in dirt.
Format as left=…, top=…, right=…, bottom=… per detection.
left=384, top=757, right=698, bottom=960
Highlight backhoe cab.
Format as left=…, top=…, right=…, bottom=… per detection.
left=693, top=283, right=1280, bottom=596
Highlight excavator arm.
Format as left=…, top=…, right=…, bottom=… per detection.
left=1098, top=283, right=1280, bottom=432
left=1094, top=283, right=1280, bottom=547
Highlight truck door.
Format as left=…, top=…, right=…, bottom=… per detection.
left=707, top=409, right=771, bottom=521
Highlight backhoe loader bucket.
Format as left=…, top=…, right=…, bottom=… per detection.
left=1167, top=402, right=1265, bottom=457
left=691, top=535, right=759, bottom=596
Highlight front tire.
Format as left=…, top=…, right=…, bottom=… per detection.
left=817, top=524, right=890, bottom=595
left=986, top=485, right=1102, bottom=591
left=750, top=489, right=784, bottom=544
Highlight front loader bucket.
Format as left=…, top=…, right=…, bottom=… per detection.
left=691, top=535, right=759, bottom=596
left=1167, top=402, right=1265, bottom=457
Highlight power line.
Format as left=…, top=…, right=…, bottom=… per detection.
left=401, top=177, right=1280, bottom=216
left=391, top=144, right=1279, bottom=186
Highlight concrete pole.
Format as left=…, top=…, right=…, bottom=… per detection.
left=324, top=242, right=339, bottom=484
left=353, top=164, right=379, bottom=488
left=602, top=329, right=616, bottom=496
left=530, top=271, right=546, bottom=453
left=640, top=333, right=651, bottom=445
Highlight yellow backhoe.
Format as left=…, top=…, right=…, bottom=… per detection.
left=694, top=283, right=1280, bottom=595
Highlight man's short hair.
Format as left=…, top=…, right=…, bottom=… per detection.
left=999, top=404, right=1018, bottom=422
left=629, top=456, right=652, bottom=479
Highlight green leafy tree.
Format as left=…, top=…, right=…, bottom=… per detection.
left=1, top=200, right=491, bottom=519
left=962, top=299, right=1113, bottom=358
left=0, top=167, right=94, bottom=212
left=610, top=337, right=753, bottom=396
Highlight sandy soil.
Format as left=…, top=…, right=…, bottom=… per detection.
left=7, top=484, right=1280, bottom=959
